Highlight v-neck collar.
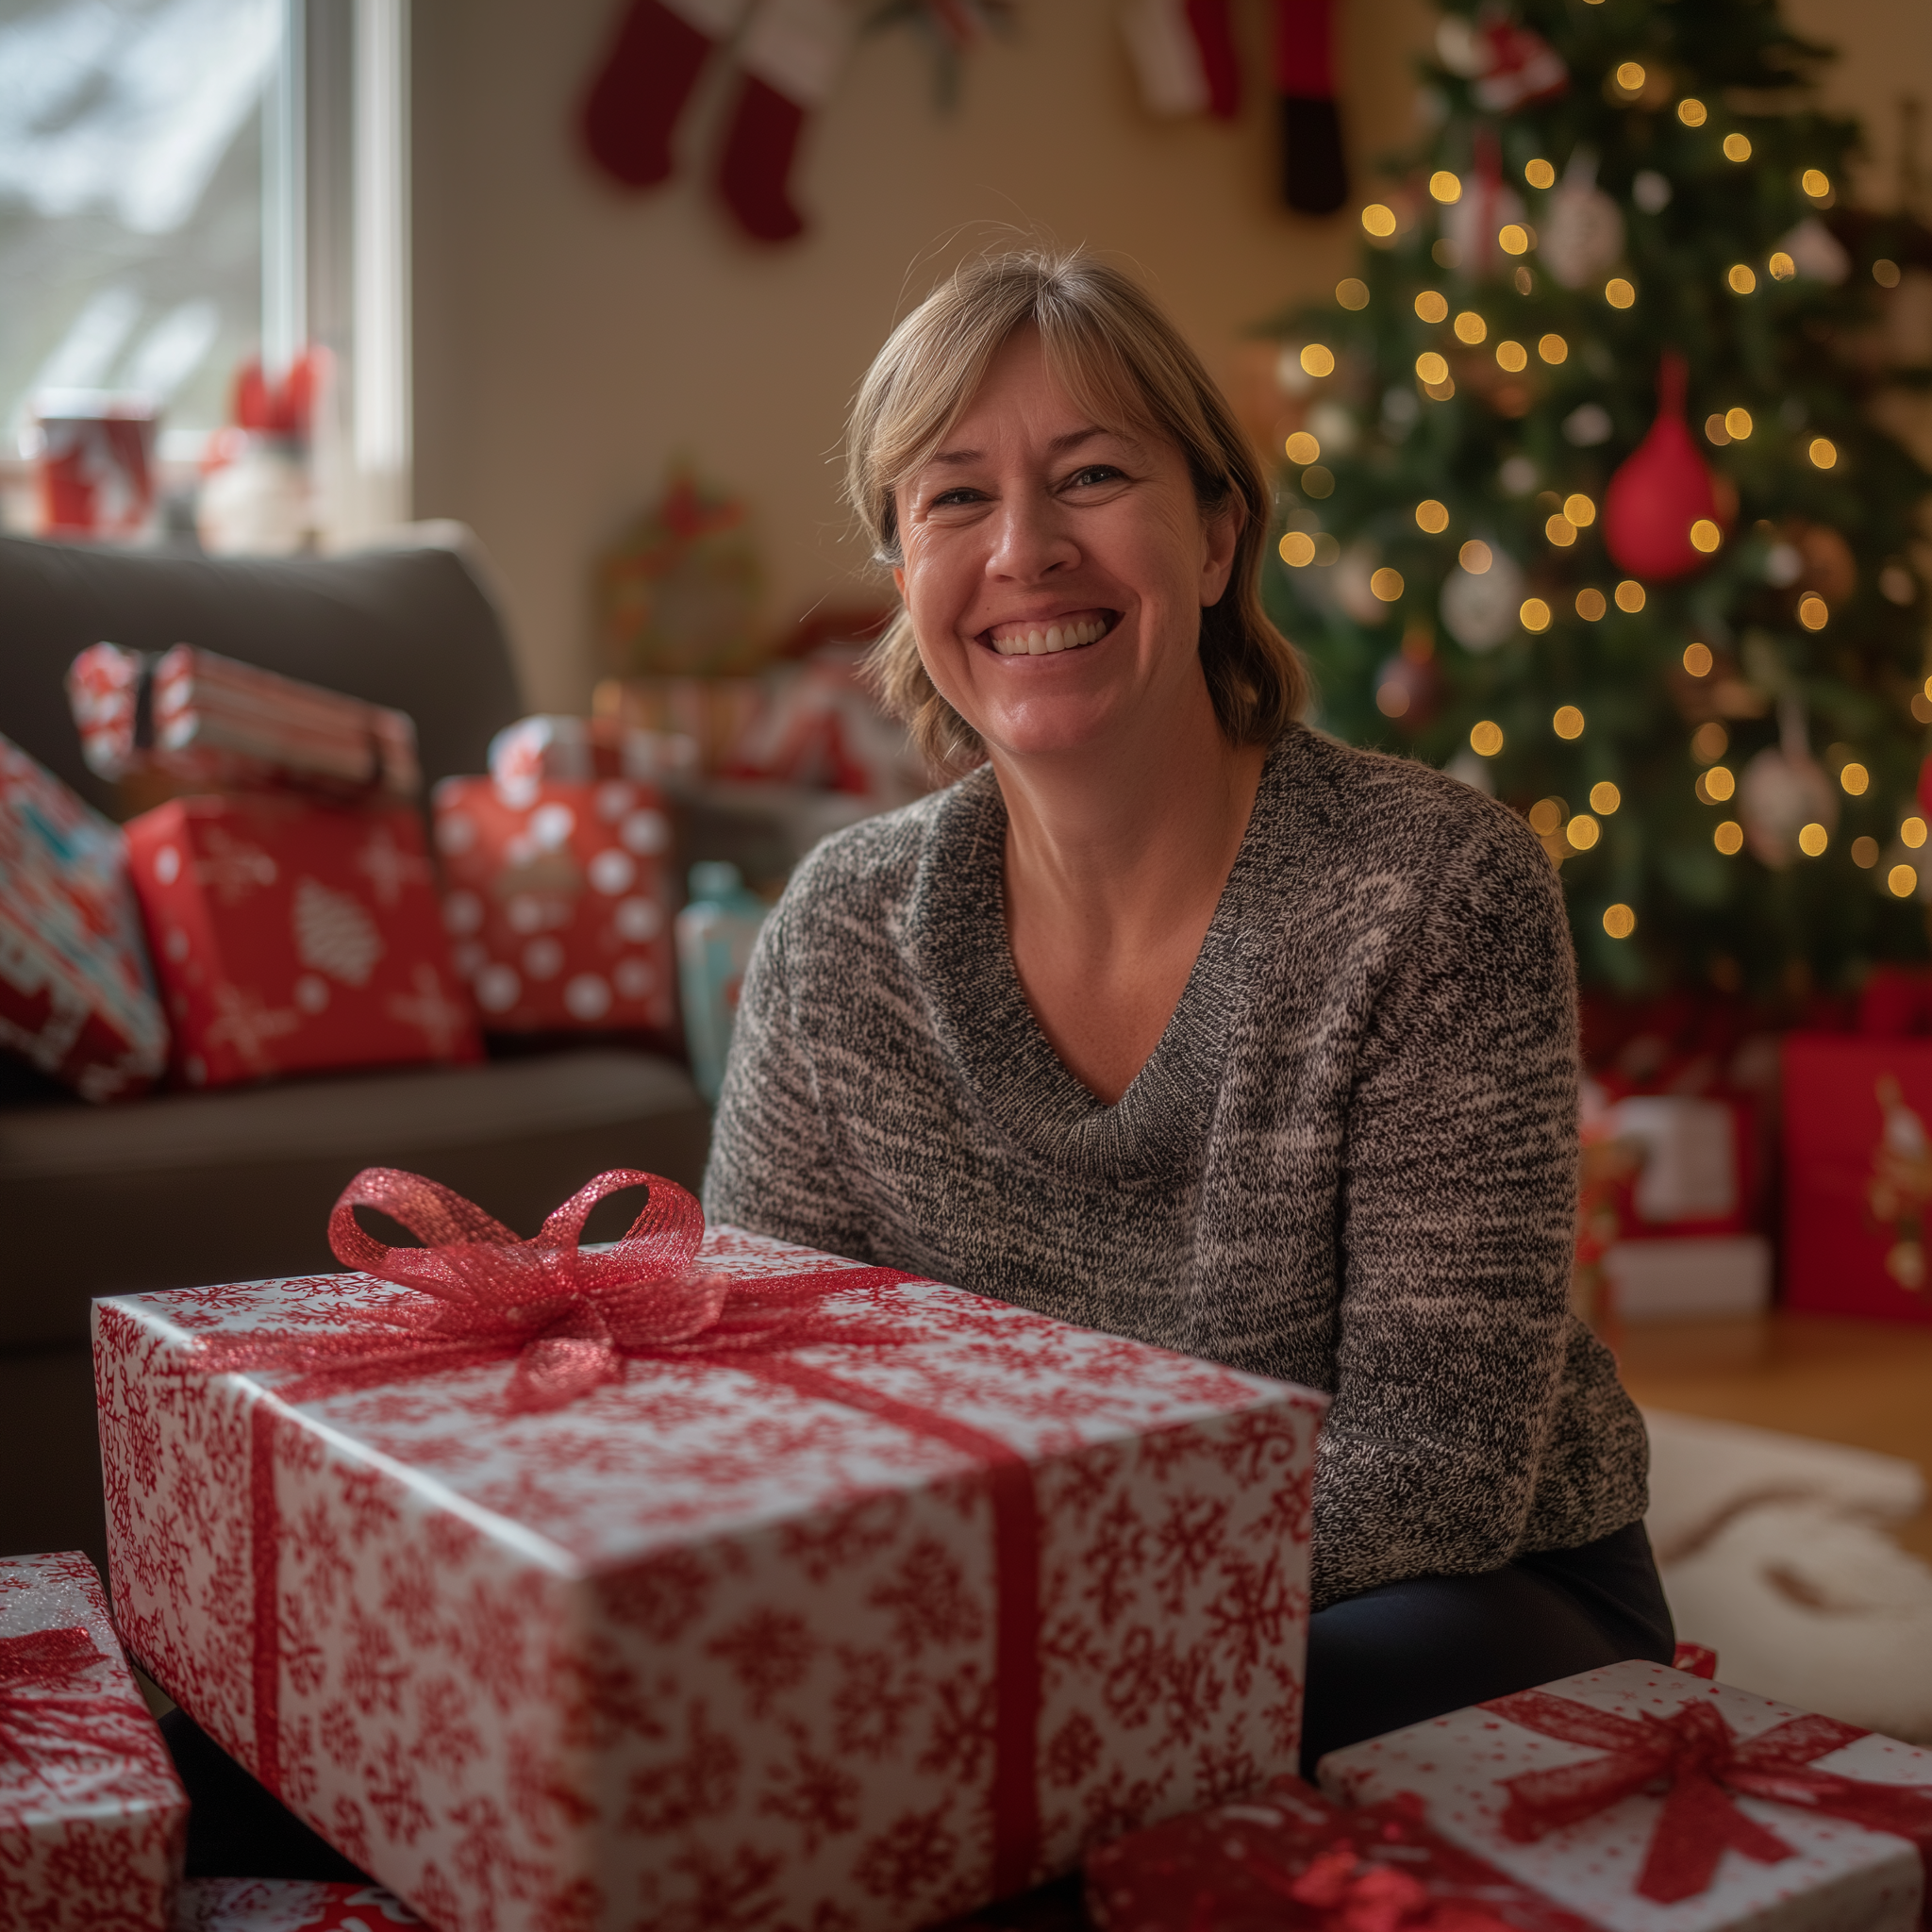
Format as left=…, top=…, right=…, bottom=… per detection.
left=903, top=729, right=1313, bottom=1188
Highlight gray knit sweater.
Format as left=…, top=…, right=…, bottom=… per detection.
left=704, top=724, right=1649, bottom=1608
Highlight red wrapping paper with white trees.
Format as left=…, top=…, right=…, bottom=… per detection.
left=95, top=1207, right=1326, bottom=1932
left=0, top=1550, right=189, bottom=1926
left=124, top=793, right=479, bottom=1089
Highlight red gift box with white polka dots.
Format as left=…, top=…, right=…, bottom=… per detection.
left=125, top=794, right=480, bottom=1089
left=430, top=774, right=675, bottom=1035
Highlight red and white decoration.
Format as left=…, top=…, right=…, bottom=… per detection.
left=0, top=732, right=169, bottom=1101
left=433, top=774, right=678, bottom=1035
left=487, top=713, right=697, bottom=805
left=1318, top=1659, right=1932, bottom=1932
left=0, top=1550, right=189, bottom=1926
left=1119, top=0, right=1241, bottom=120
left=175, top=1879, right=424, bottom=1929
left=97, top=1174, right=1326, bottom=1932
left=125, top=793, right=478, bottom=1088
left=728, top=646, right=931, bottom=805
left=1086, top=1774, right=1601, bottom=1932
left=32, top=391, right=158, bottom=539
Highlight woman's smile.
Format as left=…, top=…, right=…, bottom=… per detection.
left=983, top=609, right=1117, bottom=658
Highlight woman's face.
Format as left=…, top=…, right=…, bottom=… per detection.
left=891, top=328, right=1238, bottom=765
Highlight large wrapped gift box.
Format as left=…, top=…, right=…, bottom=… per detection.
left=0, top=731, right=169, bottom=1100
left=1084, top=1773, right=1601, bottom=1932
left=1, top=1549, right=189, bottom=1925
left=97, top=1211, right=1325, bottom=1931
left=1784, top=1034, right=1932, bottom=1322
left=1317, top=1658, right=1932, bottom=1932
left=125, top=792, right=480, bottom=1088
left=432, top=774, right=677, bottom=1035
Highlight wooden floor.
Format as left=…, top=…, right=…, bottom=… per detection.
left=1614, top=1312, right=1932, bottom=1563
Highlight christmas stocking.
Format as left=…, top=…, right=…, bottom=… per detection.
left=1119, top=0, right=1241, bottom=121
left=714, top=0, right=856, bottom=242
left=582, top=0, right=752, bottom=190
left=1274, top=0, right=1347, bottom=214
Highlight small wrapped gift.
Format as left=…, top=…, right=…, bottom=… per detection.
left=174, top=1878, right=423, bottom=1928
left=1085, top=1774, right=1600, bottom=1932
left=1, top=1550, right=188, bottom=1926
left=97, top=1168, right=1326, bottom=1932
left=1318, top=1659, right=1932, bottom=1932
left=125, top=792, right=478, bottom=1088
left=432, top=774, right=676, bottom=1034
left=0, top=731, right=169, bottom=1100
left=486, top=713, right=696, bottom=802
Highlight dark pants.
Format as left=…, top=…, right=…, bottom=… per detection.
left=162, top=1522, right=1672, bottom=1882
left=1298, top=1518, right=1676, bottom=1778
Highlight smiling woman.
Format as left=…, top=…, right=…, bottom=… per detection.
left=704, top=249, right=1669, bottom=1775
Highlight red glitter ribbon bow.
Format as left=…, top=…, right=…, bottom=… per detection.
left=0, top=1625, right=151, bottom=1786
left=1484, top=1689, right=1932, bottom=1912
left=1245, top=1841, right=1514, bottom=1932
left=179, top=1166, right=911, bottom=1413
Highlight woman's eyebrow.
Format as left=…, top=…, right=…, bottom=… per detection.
left=922, top=425, right=1116, bottom=469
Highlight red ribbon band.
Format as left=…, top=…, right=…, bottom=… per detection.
left=0, top=1622, right=152, bottom=1787
left=203, top=1169, right=1042, bottom=1894
left=1482, top=1688, right=1932, bottom=1915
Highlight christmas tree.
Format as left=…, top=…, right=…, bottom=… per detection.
left=1261, top=0, right=1932, bottom=1000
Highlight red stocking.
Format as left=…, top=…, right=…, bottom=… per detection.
left=1119, top=0, right=1241, bottom=120
left=713, top=0, right=854, bottom=242
left=1275, top=0, right=1347, bottom=214
left=582, top=0, right=751, bottom=190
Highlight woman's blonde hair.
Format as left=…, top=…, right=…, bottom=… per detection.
left=846, top=247, right=1307, bottom=774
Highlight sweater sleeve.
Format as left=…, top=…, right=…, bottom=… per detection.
left=700, top=889, right=879, bottom=1262
left=1310, top=798, right=1589, bottom=1606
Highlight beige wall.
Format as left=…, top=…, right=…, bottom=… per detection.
left=411, top=0, right=1930, bottom=714
left=411, top=0, right=1434, bottom=711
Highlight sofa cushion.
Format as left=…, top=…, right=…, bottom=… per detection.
left=0, top=1049, right=711, bottom=1347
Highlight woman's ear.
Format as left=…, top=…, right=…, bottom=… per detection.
left=1200, top=500, right=1240, bottom=608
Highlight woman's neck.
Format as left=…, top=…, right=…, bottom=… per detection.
left=991, top=698, right=1270, bottom=1104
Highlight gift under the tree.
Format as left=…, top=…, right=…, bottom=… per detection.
left=0, top=1549, right=189, bottom=1926
left=125, top=792, right=479, bottom=1088
left=96, top=1167, right=1326, bottom=1932
left=432, top=773, right=677, bottom=1034
left=1783, top=1034, right=1932, bottom=1323
left=174, top=1878, right=425, bottom=1928
left=0, top=730, right=169, bottom=1101
left=1084, top=1773, right=1600, bottom=1932
left=1317, top=1658, right=1932, bottom=1932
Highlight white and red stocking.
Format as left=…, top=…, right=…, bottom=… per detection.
left=582, top=0, right=751, bottom=190
left=1119, top=0, right=1241, bottom=121
left=714, top=0, right=855, bottom=242
left=1274, top=0, right=1346, bottom=214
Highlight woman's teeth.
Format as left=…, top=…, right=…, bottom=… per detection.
left=989, top=617, right=1109, bottom=658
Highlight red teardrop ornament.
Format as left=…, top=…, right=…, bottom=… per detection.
left=1601, top=353, right=1727, bottom=581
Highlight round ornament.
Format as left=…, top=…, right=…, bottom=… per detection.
left=1540, top=150, right=1625, bottom=290
left=1602, top=353, right=1727, bottom=580
left=1739, top=744, right=1839, bottom=869
left=1441, top=542, right=1525, bottom=652
left=1443, top=132, right=1524, bottom=276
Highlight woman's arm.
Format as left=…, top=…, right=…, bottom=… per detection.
left=1312, top=801, right=1594, bottom=1607
left=700, top=894, right=877, bottom=1261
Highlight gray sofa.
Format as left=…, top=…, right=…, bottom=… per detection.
left=0, top=531, right=713, bottom=1575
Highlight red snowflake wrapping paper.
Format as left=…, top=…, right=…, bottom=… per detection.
left=1317, top=1660, right=1932, bottom=1932
left=431, top=776, right=675, bottom=1035
left=96, top=1228, right=1326, bottom=1932
left=1084, top=1774, right=1600, bottom=1932
left=0, top=732, right=169, bottom=1101
left=174, top=1878, right=424, bottom=1928
left=0, top=1550, right=188, bottom=1925
left=124, top=794, right=480, bottom=1089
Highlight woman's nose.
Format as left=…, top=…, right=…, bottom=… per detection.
left=986, top=487, right=1077, bottom=579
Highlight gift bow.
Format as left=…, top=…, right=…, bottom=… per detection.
left=1236, top=1840, right=1515, bottom=1932
left=0, top=1624, right=151, bottom=1783
left=179, top=1166, right=912, bottom=1413
left=1484, top=1689, right=1932, bottom=1911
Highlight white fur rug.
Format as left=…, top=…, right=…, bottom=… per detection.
left=1645, top=1409, right=1932, bottom=1743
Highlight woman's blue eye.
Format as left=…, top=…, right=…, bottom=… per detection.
left=1067, top=465, right=1124, bottom=487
